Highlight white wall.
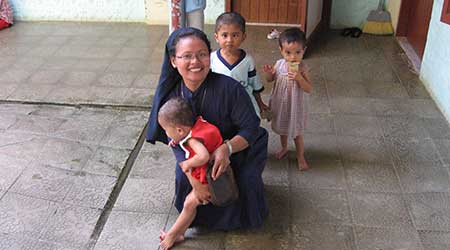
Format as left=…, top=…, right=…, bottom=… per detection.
left=145, top=0, right=168, bottom=24
left=331, top=0, right=386, bottom=29
left=10, top=0, right=224, bottom=24
left=387, top=0, right=401, bottom=32
left=11, top=0, right=146, bottom=21
left=420, top=0, right=450, bottom=122
left=307, top=0, right=324, bottom=37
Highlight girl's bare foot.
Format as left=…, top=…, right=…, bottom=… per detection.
left=275, top=148, right=288, bottom=160
left=159, top=230, right=185, bottom=249
left=298, top=157, right=310, bottom=171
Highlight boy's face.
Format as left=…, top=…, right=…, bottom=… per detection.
left=214, top=24, right=246, bottom=52
left=279, top=41, right=305, bottom=63
left=158, top=117, right=188, bottom=144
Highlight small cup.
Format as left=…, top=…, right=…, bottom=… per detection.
left=288, top=62, right=299, bottom=73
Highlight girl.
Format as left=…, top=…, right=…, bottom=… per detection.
left=263, top=28, right=313, bottom=171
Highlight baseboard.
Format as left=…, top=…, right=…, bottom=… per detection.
left=396, top=36, right=421, bottom=73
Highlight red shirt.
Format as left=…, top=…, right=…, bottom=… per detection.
left=179, top=117, right=222, bottom=184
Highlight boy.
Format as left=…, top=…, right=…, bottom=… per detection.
left=211, top=12, right=269, bottom=118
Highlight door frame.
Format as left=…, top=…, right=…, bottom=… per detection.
left=396, top=0, right=412, bottom=36
left=396, top=0, right=433, bottom=70
left=396, top=0, right=433, bottom=53
left=225, top=0, right=307, bottom=29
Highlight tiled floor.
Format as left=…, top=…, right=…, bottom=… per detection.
left=0, top=21, right=449, bottom=250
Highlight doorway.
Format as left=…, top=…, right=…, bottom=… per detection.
left=397, top=0, right=434, bottom=59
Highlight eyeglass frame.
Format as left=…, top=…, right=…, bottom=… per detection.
left=174, top=51, right=210, bottom=62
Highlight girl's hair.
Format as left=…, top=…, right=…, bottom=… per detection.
left=215, top=12, right=246, bottom=33
left=168, top=27, right=212, bottom=57
left=278, top=28, right=306, bottom=48
left=158, top=97, right=194, bottom=127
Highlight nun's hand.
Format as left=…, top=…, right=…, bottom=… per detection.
left=210, top=143, right=230, bottom=180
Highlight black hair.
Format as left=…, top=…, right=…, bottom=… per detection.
left=215, top=12, right=246, bottom=33
left=278, top=28, right=306, bottom=49
left=168, top=27, right=212, bottom=57
left=158, top=97, right=194, bottom=127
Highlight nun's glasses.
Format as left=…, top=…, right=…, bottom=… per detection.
left=175, top=52, right=210, bottom=62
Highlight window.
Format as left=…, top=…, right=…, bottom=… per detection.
left=442, top=0, right=450, bottom=24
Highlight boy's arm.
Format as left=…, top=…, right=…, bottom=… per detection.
left=179, top=138, right=210, bottom=173
left=253, top=92, right=269, bottom=111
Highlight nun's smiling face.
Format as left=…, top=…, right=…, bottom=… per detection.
left=171, top=36, right=211, bottom=91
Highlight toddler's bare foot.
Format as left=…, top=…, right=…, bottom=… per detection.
left=275, top=148, right=288, bottom=160
left=298, top=157, right=310, bottom=171
left=159, top=230, right=185, bottom=249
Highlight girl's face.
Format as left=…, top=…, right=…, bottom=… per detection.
left=279, top=41, right=305, bottom=63
left=214, top=24, right=246, bottom=53
left=171, top=36, right=211, bottom=90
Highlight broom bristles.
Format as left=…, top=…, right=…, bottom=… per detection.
left=363, top=21, right=393, bottom=35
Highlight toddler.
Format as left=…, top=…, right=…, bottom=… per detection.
left=157, top=97, right=223, bottom=249
left=263, top=28, right=313, bottom=171
left=211, top=12, right=269, bottom=118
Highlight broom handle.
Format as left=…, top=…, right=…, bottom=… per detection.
left=377, top=0, right=384, bottom=11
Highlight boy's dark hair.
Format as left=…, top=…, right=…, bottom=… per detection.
left=158, top=97, right=194, bottom=127
left=215, top=12, right=246, bottom=33
left=278, top=28, right=306, bottom=48
left=169, top=27, right=211, bottom=57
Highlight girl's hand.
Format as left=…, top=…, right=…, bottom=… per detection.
left=262, top=64, right=275, bottom=74
left=210, top=143, right=231, bottom=180
left=263, top=64, right=275, bottom=82
left=288, top=68, right=307, bottom=83
left=287, top=71, right=299, bottom=81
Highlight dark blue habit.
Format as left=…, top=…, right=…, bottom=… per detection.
left=146, top=27, right=269, bottom=230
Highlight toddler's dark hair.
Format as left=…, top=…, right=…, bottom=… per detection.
left=278, top=28, right=306, bottom=48
left=158, top=97, right=194, bottom=127
left=215, top=12, right=246, bottom=33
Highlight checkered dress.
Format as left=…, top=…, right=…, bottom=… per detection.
left=269, top=59, right=310, bottom=138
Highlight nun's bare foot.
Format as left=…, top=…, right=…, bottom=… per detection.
left=275, top=148, right=288, bottom=160
left=159, top=230, right=184, bottom=249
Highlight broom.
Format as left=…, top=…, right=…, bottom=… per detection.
left=362, top=0, right=394, bottom=35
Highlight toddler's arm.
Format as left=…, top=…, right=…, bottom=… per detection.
left=262, top=64, right=275, bottom=82
left=179, top=138, right=210, bottom=173
left=289, top=65, right=313, bottom=93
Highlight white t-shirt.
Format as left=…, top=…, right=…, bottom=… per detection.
left=210, top=49, right=264, bottom=115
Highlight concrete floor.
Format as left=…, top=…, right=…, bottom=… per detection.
left=0, top=21, right=449, bottom=250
